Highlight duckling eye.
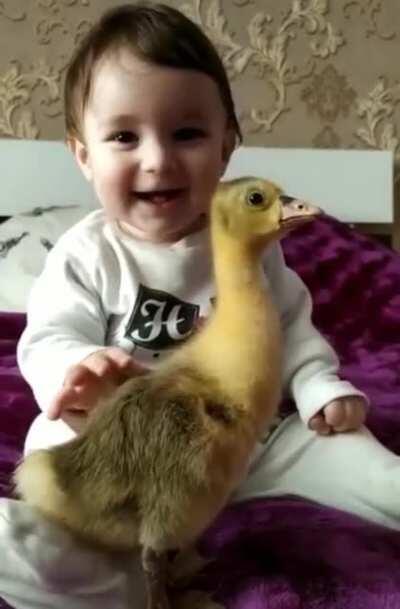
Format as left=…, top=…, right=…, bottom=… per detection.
left=246, top=190, right=265, bottom=207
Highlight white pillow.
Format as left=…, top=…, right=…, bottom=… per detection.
left=0, top=205, right=91, bottom=312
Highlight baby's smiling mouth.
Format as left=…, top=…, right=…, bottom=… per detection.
left=134, top=188, right=185, bottom=204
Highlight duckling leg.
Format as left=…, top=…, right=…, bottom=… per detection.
left=168, top=546, right=211, bottom=588
left=141, top=546, right=170, bottom=609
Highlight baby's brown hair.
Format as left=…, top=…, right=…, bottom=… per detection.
left=64, top=2, right=242, bottom=144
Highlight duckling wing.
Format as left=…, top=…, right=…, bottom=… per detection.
left=42, top=371, right=250, bottom=549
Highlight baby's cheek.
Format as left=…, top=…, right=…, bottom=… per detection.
left=104, top=167, right=132, bottom=202
left=198, top=167, right=222, bottom=207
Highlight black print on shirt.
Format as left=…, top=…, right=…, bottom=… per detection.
left=21, top=204, right=80, bottom=217
left=40, top=237, right=54, bottom=251
left=125, top=284, right=200, bottom=351
left=0, top=232, right=29, bottom=259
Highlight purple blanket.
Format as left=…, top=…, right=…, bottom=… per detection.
left=1, top=215, right=400, bottom=608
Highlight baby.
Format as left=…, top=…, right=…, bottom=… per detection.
left=17, top=2, right=400, bottom=536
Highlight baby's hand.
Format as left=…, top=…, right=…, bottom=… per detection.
left=47, top=347, right=147, bottom=423
left=308, top=396, right=367, bottom=435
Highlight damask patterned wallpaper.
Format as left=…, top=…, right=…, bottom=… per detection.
left=0, top=0, right=399, bottom=181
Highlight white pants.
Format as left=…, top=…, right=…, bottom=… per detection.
left=1, top=412, right=400, bottom=609
left=0, top=499, right=145, bottom=609
left=235, top=413, right=400, bottom=531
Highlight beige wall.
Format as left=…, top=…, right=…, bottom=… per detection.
left=1, top=0, right=399, bottom=179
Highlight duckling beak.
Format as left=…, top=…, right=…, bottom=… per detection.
left=279, top=195, right=321, bottom=231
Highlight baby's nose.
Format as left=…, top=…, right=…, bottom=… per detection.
left=140, top=138, right=171, bottom=173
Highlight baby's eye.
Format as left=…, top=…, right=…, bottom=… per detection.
left=110, top=131, right=137, bottom=144
left=174, top=127, right=206, bottom=141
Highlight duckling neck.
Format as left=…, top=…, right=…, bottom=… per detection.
left=192, top=229, right=282, bottom=408
left=212, top=232, right=264, bottom=297
left=211, top=231, right=274, bottom=332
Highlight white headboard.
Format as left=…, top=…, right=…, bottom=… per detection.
left=0, top=139, right=98, bottom=215
left=0, top=139, right=393, bottom=225
left=224, top=147, right=393, bottom=224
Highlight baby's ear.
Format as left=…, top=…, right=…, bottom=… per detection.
left=68, top=138, right=92, bottom=182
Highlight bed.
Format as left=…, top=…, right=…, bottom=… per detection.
left=1, top=141, right=400, bottom=608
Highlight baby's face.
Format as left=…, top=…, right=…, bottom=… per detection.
left=73, top=49, right=234, bottom=243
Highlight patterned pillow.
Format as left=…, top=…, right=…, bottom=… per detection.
left=0, top=205, right=90, bottom=312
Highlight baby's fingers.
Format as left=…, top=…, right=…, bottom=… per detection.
left=61, top=410, right=88, bottom=434
left=323, top=402, right=346, bottom=429
left=48, top=366, right=101, bottom=419
left=339, top=402, right=366, bottom=431
left=104, top=348, right=147, bottom=378
left=79, top=350, right=142, bottom=384
left=47, top=385, right=82, bottom=420
left=63, top=363, right=97, bottom=387
left=325, top=398, right=366, bottom=432
left=308, top=414, right=331, bottom=436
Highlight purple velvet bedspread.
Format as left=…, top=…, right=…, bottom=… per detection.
left=1, top=215, right=400, bottom=608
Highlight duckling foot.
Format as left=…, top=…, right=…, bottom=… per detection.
left=142, top=546, right=170, bottom=609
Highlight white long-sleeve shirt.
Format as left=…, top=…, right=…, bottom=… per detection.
left=17, top=209, right=364, bottom=425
